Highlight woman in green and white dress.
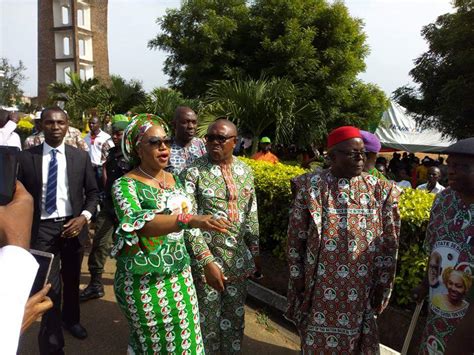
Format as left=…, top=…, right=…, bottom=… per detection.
left=112, top=114, right=229, bottom=354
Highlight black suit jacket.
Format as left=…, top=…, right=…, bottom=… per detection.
left=18, top=143, right=99, bottom=244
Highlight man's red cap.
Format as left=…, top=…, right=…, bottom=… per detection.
left=327, top=126, right=362, bottom=148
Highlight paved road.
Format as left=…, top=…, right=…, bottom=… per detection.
left=18, top=254, right=300, bottom=354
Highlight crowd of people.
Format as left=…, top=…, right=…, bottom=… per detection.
left=0, top=106, right=473, bottom=355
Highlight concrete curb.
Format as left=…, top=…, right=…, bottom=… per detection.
left=247, top=280, right=287, bottom=312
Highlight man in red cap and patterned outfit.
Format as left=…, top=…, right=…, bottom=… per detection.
left=286, top=126, right=401, bottom=354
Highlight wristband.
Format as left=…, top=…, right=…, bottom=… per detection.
left=177, top=213, right=192, bottom=230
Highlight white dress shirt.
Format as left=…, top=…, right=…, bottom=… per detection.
left=417, top=182, right=446, bottom=194
left=40, top=142, right=92, bottom=221
left=0, top=120, right=21, bottom=150
left=0, top=246, right=38, bottom=355
left=40, top=142, right=73, bottom=219
left=84, top=130, right=113, bottom=166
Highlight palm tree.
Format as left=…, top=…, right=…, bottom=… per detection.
left=204, top=77, right=312, bottom=154
left=48, top=73, right=147, bottom=126
left=107, top=75, right=146, bottom=114
left=48, top=72, right=99, bottom=126
left=131, top=87, right=200, bottom=124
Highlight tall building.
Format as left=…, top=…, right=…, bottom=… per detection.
left=37, top=0, right=109, bottom=103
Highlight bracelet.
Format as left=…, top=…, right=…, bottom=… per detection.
left=177, top=213, right=193, bottom=230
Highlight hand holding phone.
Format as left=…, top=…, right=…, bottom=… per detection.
left=21, top=284, right=53, bottom=334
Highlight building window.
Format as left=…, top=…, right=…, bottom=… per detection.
left=63, top=37, right=70, bottom=56
left=61, top=6, right=69, bottom=25
left=79, top=68, right=86, bottom=80
left=64, top=67, right=71, bottom=84
left=79, top=39, right=85, bottom=57
left=77, top=9, right=84, bottom=27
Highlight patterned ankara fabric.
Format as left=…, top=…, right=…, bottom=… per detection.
left=180, top=155, right=259, bottom=354
left=367, top=167, right=387, bottom=181
left=285, top=170, right=401, bottom=354
left=420, top=188, right=474, bottom=355
left=112, top=176, right=205, bottom=354
left=23, top=126, right=89, bottom=151
left=167, top=137, right=207, bottom=175
left=195, top=279, right=248, bottom=353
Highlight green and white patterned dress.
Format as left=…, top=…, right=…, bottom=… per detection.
left=112, top=176, right=205, bottom=354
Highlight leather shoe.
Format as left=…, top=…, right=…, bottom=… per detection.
left=80, top=284, right=105, bottom=302
left=63, top=323, right=88, bottom=340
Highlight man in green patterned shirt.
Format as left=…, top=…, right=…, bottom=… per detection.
left=181, top=118, right=260, bottom=354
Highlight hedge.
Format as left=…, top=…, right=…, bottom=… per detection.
left=242, top=157, right=434, bottom=307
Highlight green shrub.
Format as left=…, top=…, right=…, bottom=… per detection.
left=16, top=116, right=34, bottom=143
left=239, top=157, right=307, bottom=258
left=393, top=243, right=428, bottom=306
left=399, top=188, right=435, bottom=249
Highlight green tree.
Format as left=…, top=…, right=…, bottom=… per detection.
left=393, top=0, right=474, bottom=139
left=48, top=73, right=146, bottom=126
left=131, top=87, right=200, bottom=124
left=149, top=0, right=250, bottom=97
left=48, top=72, right=99, bottom=125
left=0, top=58, right=27, bottom=106
left=204, top=77, right=313, bottom=154
left=106, top=75, right=146, bottom=114
left=150, top=0, right=388, bottom=139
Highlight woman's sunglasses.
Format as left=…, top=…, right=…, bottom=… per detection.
left=144, top=136, right=172, bottom=147
left=204, top=134, right=236, bottom=144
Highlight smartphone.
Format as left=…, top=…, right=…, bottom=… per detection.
left=30, top=249, right=54, bottom=296
left=0, top=146, right=20, bottom=205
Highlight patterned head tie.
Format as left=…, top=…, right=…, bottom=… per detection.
left=122, top=113, right=169, bottom=166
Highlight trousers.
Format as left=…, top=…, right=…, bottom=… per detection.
left=33, top=219, right=85, bottom=354
left=88, top=209, right=114, bottom=275
left=195, top=279, right=248, bottom=354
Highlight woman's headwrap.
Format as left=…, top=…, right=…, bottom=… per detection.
left=122, top=113, right=169, bottom=166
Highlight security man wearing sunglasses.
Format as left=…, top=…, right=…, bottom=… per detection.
left=180, top=118, right=260, bottom=354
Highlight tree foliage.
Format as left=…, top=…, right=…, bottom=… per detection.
left=48, top=73, right=146, bottom=126
left=393, top=0, right=474, bottom=139
left=0, top=58, right=27, bottom=106
left=131, top=87, right=200, bottom=124
left=149, top=0, right=388, bottom=144
left=48, top=72, right=99, bottom=125
left=203, top=77, right=313, bottom=153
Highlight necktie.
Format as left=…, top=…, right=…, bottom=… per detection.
left=45, top=149, right=58, bottom=214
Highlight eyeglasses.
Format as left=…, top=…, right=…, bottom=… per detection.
left=335, top=150, right=366, bottom=159
left=204, top=134, right=236, bottom=144
left=144, top=136, right=172, bottom=147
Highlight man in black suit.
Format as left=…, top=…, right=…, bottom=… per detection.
left=18, top=107, right=98, bottom=355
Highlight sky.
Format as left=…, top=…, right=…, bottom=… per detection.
left=0, top=0, right=454, bottom=97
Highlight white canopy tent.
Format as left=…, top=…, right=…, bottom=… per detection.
left=375, top=101, right=455, bottom=153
